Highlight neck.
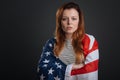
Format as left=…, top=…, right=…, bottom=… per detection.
left=65, top=33, right=72, bottom=40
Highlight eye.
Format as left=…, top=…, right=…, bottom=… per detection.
left=72, top=18, right=77, bottom=20
left=62, top=18, right=67, bottom=21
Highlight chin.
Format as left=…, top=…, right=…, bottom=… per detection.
left=66, top=32, right=74, bottom=34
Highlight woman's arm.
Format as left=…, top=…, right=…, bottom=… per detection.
left=71, top=34, right=99, bottom=75
left=64, top=34, right=99, bottom=80
left=72, top=63, right=84, bottom=70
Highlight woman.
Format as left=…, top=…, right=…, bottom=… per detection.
left=37, top=2, right=99, bottom=80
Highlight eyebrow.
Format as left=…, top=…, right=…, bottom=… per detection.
left=62, top=16, right=78, bottom=17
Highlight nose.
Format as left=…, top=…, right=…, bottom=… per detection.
left=67, top=18, right=72, bottom=25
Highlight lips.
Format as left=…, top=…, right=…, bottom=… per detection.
left=66, top=27, right=72, bottom=30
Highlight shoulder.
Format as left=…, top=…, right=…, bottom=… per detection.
left=83, top=33, right=96, bottom=42
left=43, top=37, right=56, bottom=49
left=46, top=37, right=56, bottom=44
left=82, top=33, right=98, bottom=51
left=85, top=33, right=96, bottom=40
left=83, top=33, right=97, bottom=42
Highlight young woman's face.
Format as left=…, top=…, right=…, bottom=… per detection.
left=61, top=8, right=79, bottom=35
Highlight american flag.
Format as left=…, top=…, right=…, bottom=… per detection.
left=37, top=34, right=99, bottom=80
left=37, top=38, right=67, bottom=80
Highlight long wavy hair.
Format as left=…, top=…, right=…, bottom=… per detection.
left=54, top=2, right=85, bottom=64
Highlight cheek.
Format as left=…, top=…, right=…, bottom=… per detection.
left=61, top=21, right=67, bottom=27
left=61, top=22, right=65, bottom=30
left=76, top=20, right=79, bottom=25
left=74, top=26, right=78, bottom=31
left=74, top=22, right=79, bottom=30
left=74, top=21, right=79, bottom=27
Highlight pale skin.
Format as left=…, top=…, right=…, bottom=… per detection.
left=61, top=8, right=84, bottom=70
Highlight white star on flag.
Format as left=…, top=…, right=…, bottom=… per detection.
left=45, top=51, right=50, bottom=56
left=48, top=68, right=54, bottom=74
left=57, top=65, right=62, bottom=69
left=49, top=43, right=52, bottom=47
left=54, top=76, right=60, bottom=80
left=43, top=64, right=47, bottom=67
left=43, top=59, right=49, bottom=63
left=55, top=62, right=62, bottom=69
left=40, top=74, right=45, bottom=80
left=55, top=62, right=59, bottom=65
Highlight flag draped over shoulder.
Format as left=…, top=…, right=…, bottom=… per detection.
left=37, top=38, right=67, bottom=80
left=37, top=34, right=99, bottom=80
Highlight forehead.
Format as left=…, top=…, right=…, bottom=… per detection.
left=62, top=8, right=79, bottom=16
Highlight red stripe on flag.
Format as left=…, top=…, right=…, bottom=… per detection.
left=88, top=40, right=98, bottom=54
left=71, top=60, right=98, bottom=75
left=82, top=34, right=90, bottom=53
left=83, top=36, right=98, bottom=58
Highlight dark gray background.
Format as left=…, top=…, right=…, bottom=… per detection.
left=1, top=0, right=120, bottom=80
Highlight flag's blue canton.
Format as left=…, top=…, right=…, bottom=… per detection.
left=37, top=38, right=67, bottom=80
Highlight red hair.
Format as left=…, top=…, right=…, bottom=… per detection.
left=54, top=2, right=85, bottom=64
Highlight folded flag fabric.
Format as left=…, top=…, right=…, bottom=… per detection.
left=37, top=34, right=99, bottom=80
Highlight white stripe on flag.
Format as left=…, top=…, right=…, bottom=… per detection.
left=65, top=64, right=73, bottom=79
left=85, top=49, right=99, bottom=64
left=87, top=34, right=95, bottom=50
